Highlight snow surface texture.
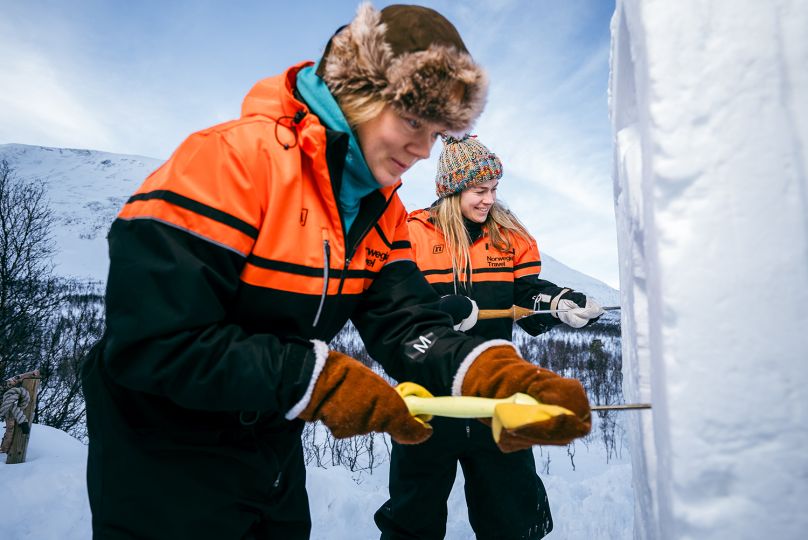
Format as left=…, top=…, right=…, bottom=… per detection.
left=0, top=424, right=632, bottom=539
left=611, top=1, right=808, bottom=538
left=0, top=144, right=162, bottom=281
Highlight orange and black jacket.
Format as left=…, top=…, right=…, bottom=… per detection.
left=407, top=208, right=565, bottom=341
left=84, top=62, right=485, bottom=435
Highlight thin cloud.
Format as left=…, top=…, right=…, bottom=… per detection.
left=0, top=0, right=619, bottom=287
left=0, top=37, right=116, bottom=151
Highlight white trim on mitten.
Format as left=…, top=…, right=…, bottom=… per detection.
left=450, top=339, right=519, bottom=396
left=284, top=339, right=330, bottom=420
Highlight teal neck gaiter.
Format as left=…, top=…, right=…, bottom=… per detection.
left=296, top=64, right=380, bottom=235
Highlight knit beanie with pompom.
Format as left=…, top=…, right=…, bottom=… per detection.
left=435, top=134, right=503, bottom=198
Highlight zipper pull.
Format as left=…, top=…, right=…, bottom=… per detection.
left=322, top=228, right=331, bottom=259
left=312, top=231, right=330, bottom=328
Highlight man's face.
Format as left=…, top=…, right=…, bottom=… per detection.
left=355, top=105, right=448, bottom=187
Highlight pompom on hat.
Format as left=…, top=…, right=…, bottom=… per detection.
left=435, top=134, right=503, bottom=198
left=316, top=3, right=488, bottom=133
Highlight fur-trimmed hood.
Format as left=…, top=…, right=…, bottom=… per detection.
left=317, top=3, right=488, bottom=133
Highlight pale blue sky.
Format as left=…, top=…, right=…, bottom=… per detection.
left=0, top=0, right=619, bottom=288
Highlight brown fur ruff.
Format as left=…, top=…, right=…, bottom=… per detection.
left=322, top=3, right=488, bottom=132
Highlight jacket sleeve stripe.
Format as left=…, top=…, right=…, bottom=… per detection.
left=385, top=217, right=414, bottom=265
left=514, top=261, right=541, bottom=271
left=472, top=267, right=515, bottom=275
left=387, top=243, right=414, bottom=265
left=422, top=272, right=517, bottom=285
left=118, top=198, right=256, bottom=256
left=513, top=261, right=541, bottom=279
left=422, top=266, right=521, bottom=276
left=422, top=268, right=454, bottom=276
left=242, top=264, right=374, bottom=295
left=513, top=268, right=540, bottom=279
left=247, top=255, right=377, bottom=279
left=243, top=256, right=381, bottom=295
left=127, top=189, right=259, bottom=238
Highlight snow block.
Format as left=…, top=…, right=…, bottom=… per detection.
left=610, top=1, right=808, bottom=538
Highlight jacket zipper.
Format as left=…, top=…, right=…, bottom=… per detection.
left=336, top=186, right=400, bottom=296
left=312, top=231, right=330, bottom=327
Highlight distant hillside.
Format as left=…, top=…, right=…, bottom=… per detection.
left=0, top=143, right=618, bottom=306
left=0, top=143, right=162, bottom=281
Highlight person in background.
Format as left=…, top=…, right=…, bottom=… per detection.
left=81, top=4, right=594, bottom=539
left=375, top=134, right=603, bottom=540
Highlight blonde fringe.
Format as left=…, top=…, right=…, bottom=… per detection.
left=338, top=94, right=387, bottom=129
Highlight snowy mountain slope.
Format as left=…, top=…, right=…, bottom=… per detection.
left=0, top=143, right=163, bottom=281
left=539, top=252, right=619, bottom=307
left=0, top=143, right=619, bottom=305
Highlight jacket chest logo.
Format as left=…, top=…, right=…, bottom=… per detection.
left=432, top=244, right=444, bottom=254
left=486, top=254, right=513, bottom=268
left=365, top=247, right=389, bottom=268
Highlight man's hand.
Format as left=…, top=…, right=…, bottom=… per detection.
left=294, top=350, right=432, bottom=444
left=459, top=344, right=591, bottom=452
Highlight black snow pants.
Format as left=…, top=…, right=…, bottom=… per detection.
left=374, top=416, right=553, bottom=540
left=82, top=349, right=312, bottom=539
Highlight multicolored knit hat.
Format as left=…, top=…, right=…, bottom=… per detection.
left=435, top=134, right=503, bottom=198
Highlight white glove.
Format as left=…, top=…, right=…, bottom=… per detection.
left=557, top=296, right=604, bottom=328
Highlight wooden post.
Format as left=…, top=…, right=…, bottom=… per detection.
left=0, top=417, right=13, bottom=453
left=4, top=376, right=39, bottom=464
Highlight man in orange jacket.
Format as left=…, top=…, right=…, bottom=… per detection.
left=81, top=4, right=593, bottom=539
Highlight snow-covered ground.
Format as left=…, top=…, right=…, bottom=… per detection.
left=1, top=416, right=633, bottom=540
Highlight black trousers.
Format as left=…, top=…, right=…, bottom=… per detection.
left=374, top=417, right=552, bottom=540
left=83, top=359, right=311, bottom=539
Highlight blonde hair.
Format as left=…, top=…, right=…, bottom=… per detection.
left=335, top=93, right=387, bottom=129
left=430, top=196, right=532, bottom=288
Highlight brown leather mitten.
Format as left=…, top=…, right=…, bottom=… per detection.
left=461, top=345, right=591, bottom=452
left=297, top=351, right=432, bottom=444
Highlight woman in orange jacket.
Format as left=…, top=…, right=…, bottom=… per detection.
left=81, top=5, right=594, bottom=539
left=375, top=135, right=603, bottom=540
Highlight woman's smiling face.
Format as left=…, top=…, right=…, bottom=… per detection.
left=460, top=179, right=498, bottom=223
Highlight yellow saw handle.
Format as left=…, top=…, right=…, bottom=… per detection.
left=395, top=382, right=575, bottom=443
